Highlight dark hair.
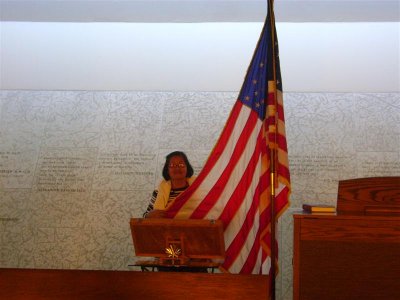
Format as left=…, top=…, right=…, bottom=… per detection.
left=162, top=151, right=194, bottom=180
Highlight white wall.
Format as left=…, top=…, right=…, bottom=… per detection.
left=1, top=22, right=399, bottom=92
left=1, top=19, right=399, bottom=300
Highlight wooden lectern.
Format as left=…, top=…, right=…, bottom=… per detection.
left=130, top=218, right=225, bottom=271
left=293, top=177, right=400, bottom=300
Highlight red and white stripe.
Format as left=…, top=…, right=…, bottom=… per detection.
left=166, top=93, right=290, bottom=274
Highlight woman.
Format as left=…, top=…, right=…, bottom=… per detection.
left=144, top=151, right=195, bottom=218
left=142, top=152, right=208, bottom=272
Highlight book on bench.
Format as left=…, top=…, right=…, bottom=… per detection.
left=302, top=204, right=336, bottom=213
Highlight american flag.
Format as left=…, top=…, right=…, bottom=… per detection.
left=166, top=0, right=290, bottom=275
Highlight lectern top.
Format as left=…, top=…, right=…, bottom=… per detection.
left=130, top=218, right=225, bottom=260
left=337, top=177, right=400, bottom=215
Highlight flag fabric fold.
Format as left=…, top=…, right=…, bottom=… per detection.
left=166, top=0, right=290, bottom=276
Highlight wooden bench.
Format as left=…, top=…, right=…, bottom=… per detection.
left=293, top=177, right=400, bottom=300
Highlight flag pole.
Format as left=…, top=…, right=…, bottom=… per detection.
left=268, top=0, right=278, bottom=299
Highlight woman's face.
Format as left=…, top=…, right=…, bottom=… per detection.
left=167, top=155, right=188, bottom=180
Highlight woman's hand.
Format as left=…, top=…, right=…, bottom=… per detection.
left=145, top=209, right=166, bottom=218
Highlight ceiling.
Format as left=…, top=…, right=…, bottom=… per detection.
left=0, top=0, right=399, bottom=23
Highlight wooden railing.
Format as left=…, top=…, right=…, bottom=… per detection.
left=0, top=268, right=269, bottom=300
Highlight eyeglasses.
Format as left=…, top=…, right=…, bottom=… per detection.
left=168, top=163, right=186, bottom=168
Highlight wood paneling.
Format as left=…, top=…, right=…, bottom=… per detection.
left=293, top=214, right=400, bottom=300
left=0, top=268, right=268, bottom=300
